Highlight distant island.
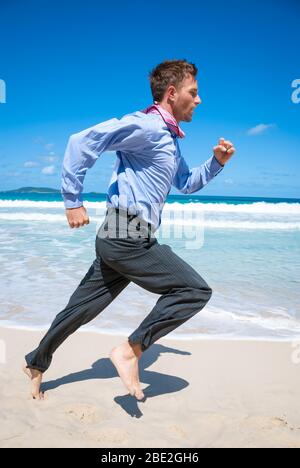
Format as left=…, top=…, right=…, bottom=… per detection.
left=3, top=187, right=61, bottom=194
left=1, top=187, right=105, bottom=195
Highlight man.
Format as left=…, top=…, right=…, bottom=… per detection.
left=23, top=59, right=235, bottom=400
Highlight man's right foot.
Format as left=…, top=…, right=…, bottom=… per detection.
left=22, top=363, right=44, bottom=400
left=109, top=342, right=145, bottom=400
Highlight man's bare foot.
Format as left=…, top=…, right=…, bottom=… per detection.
left=109, top=341, right=145, bottom=400
left=22, top=363, right=44, bottom=400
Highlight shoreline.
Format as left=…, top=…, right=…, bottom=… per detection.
left=1, top=323, right=299, bottom=343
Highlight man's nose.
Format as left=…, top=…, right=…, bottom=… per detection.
left=195, top=95, right=202, bottom=105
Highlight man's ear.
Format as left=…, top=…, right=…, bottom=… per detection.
left=168, top=85, right=177, bottom=102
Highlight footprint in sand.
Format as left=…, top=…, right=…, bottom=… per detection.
left=168, top=425, right=187, bottom=439
left=272, top=417, right=300, bottom=432
left=84, top=428, right=129, bottom=444
left=64, top=404, right=104, bottom=424
left=241, top=415, right=292, bottom=431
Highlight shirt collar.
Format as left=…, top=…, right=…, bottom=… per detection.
left=141, top=102, right=185, bottom=139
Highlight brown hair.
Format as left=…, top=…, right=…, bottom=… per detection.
left=149, top=59, right=198, bottom=102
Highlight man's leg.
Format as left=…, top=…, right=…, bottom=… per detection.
left=23, top=255, right=130, bottom=398
left=96, top=235, right=212, bottom=397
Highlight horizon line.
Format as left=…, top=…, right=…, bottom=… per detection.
left=0, top=187, right=299, bottom=201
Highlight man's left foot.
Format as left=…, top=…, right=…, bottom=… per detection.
left=22, top=363, right=45, bottom=400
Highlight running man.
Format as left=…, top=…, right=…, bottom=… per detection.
left=23, top=59, right=235, bottom=400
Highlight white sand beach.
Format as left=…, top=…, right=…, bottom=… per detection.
left=0, top=326, right=300, bottom=448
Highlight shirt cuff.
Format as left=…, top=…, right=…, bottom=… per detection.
left=209, top=154, right=225, bottom=176
left=61, top=192, right=83, bottom=209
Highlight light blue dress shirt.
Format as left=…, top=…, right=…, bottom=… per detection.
left=61, top=110, right=224, bottom=232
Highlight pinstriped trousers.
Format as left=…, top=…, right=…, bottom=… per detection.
left=25, top=208, right=212, bottom=373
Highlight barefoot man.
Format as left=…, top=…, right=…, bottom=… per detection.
left=23, top=59, right=235, bottom=400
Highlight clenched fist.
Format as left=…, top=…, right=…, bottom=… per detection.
left=213, top=137, right=236, bottom=166
left=65, top=206, right=90, bottom=229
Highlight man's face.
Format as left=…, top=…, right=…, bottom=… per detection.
left=169, top=74, right=202, bottom=123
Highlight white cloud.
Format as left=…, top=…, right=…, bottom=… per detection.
left=224, top=178, right=234, bottom=185
left=45, top=156, right=57, bottom=163
left=39, top=152, right=59, bottom=163
left=33, top=137, right=44, bottom=145
left=24, top=161, right=39, bottom=168
left=247, top=123, right=276, bottom=136
left=33, top=137, right=55, bottom=149
left=45, top=143, right=55, bottom=151
left=42, top=165, right=56, bottom=175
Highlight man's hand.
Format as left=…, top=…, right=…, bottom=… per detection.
left=213, top=137, right=236, bottom=166
left=65, top=206, right=90, bottom=229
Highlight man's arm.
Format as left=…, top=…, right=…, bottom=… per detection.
left=172, top=138, right=235, bottom=194
left=172, top=154, right=224, bottom=194
left=61, top=115, right=149, bottom=228
left=61, top=115, right=148, bottom=208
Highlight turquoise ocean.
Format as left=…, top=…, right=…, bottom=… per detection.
left=1, top=192, right=299, bottom=341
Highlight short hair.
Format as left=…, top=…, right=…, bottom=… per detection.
left=149, top=59, right=198, bottom=102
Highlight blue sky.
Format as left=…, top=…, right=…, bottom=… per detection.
left=0, top=0, right=299, bottom=198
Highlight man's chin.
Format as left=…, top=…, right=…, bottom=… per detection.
left=178, top=113, right=193, bottom=123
